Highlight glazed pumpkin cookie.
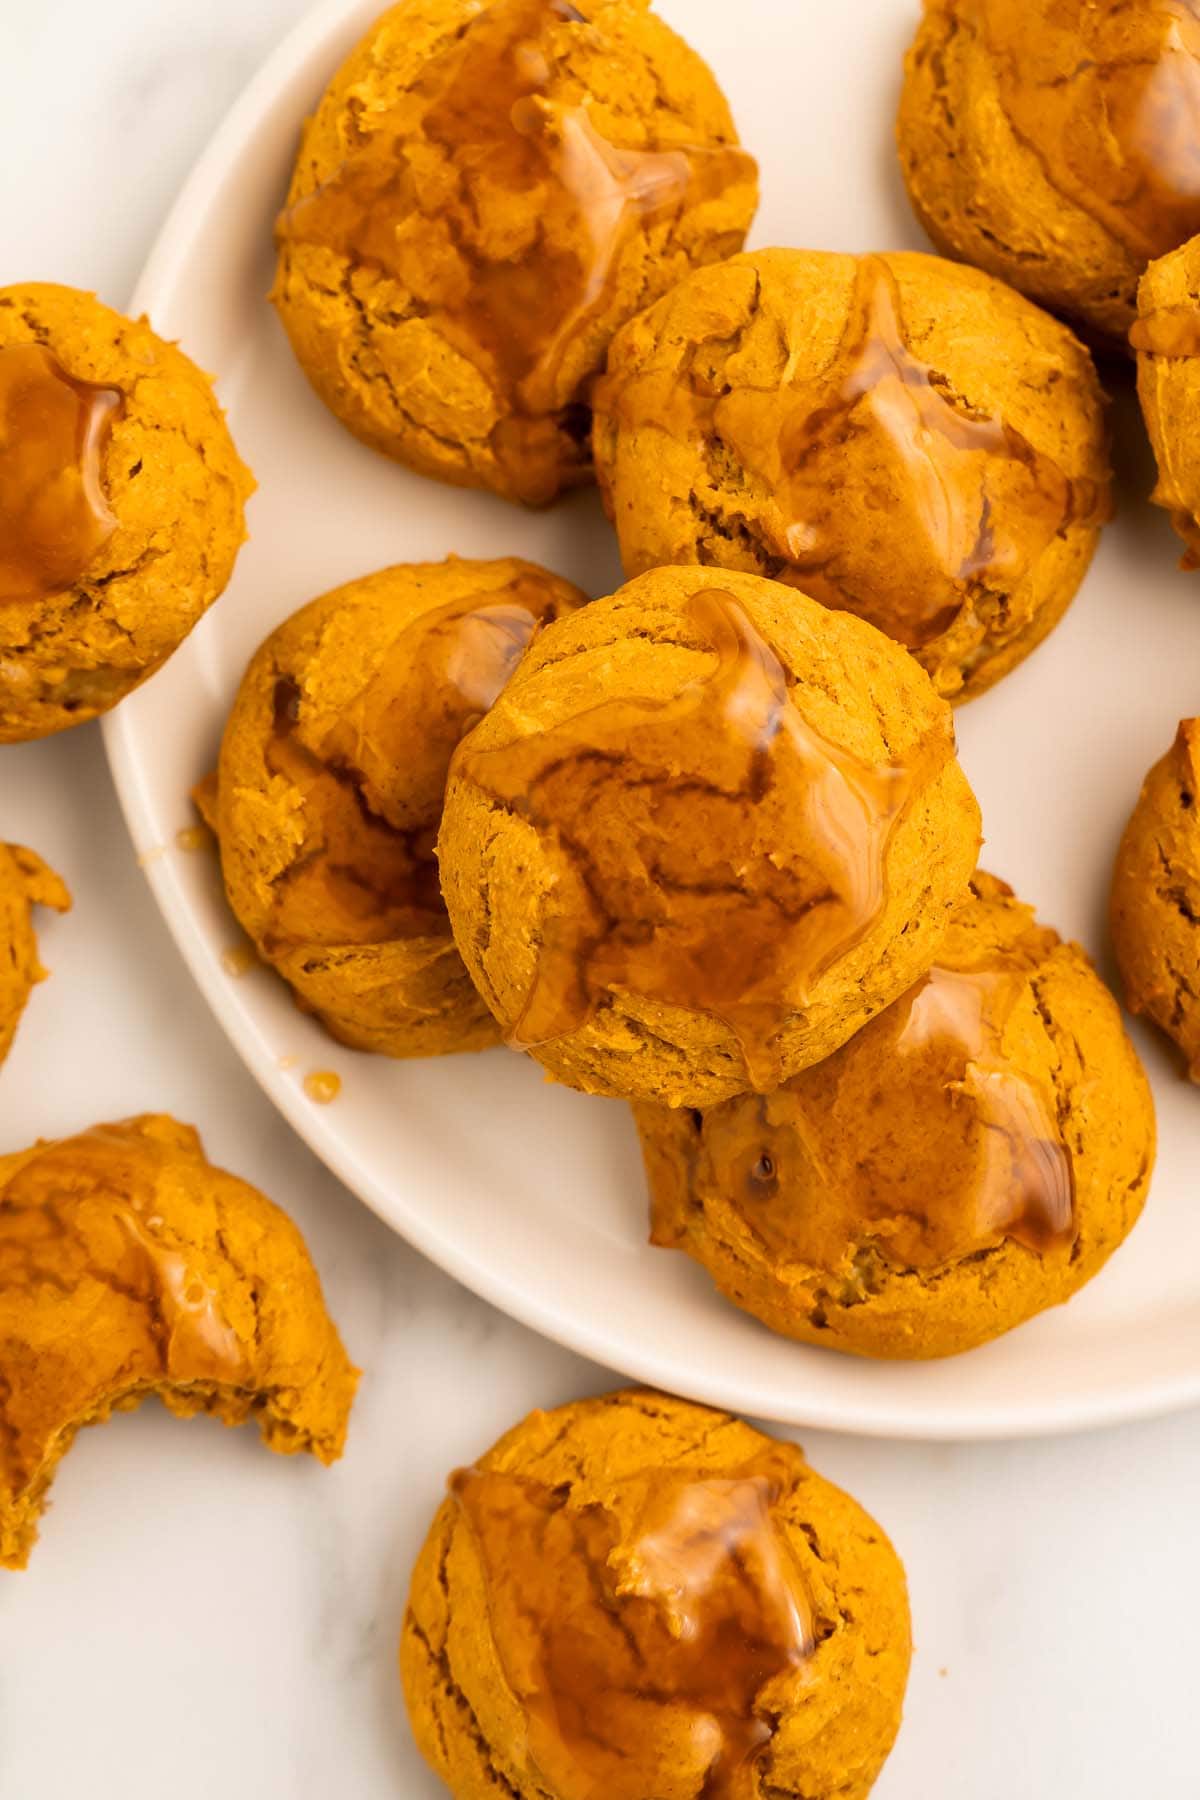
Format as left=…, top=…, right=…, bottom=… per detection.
left=0, top=842, right=70, bottom=1068
left=402, top=1389, right=911, bottom=1800
left=272, top=0, right=758, bottom=506
left=1133, top=235, right=1200, bottom=565
left=1112, top=719, right=1200, bottom=1077
left=638, top=875, right=1155, bottom=1359
left=593, top=247, right=1111, bottom=702
left=206, top=557, right=584, bottom=1058
left=0, top=1114, right=358, bottom=1569
left=438, top=565, right=981, bottom=1106
left=896, top=0, right=1200, bottom=344
left=0, top=283, right=253, bottom=741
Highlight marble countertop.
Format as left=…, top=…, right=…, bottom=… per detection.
left=2, top=3, right=1197, bottom=1795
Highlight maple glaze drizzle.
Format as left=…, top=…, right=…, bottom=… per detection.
left=452, top=1446, right=813, bottom=1800
left=975, top=0, right=1200, bottom=260
left=0, top=1126, right=248, bottom=1392
left=891, top=965, right=1074, bottom=1252
left=277, top=0, right=753, bottom=419
left=262, top=586, right=558, bottom=951
left=0, top=343, right=123, bottom=604
left=461, top=589, right=931, bottom=1088
left=774, top=257, right=1103, bottom=647
left=116, top=1206, right=249, bottom=1381
left=697, top=960, right=1075, bottom=1270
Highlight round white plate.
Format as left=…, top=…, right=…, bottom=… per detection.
left=105, top=0, right=1200, bottom=1440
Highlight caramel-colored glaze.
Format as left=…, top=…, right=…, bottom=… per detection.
left=893, top=968, right=1073, bottom=1252
left=0, top=1127, right=248, bottom=1425
left=1130, top=302, right=1200, bottom=356
left=701, top=959, right=1074, bottom=1271
left=303, top=1070, right=342, bottom=1104
left=260, top=587, right=552, bottom=956
left=460, top=589, right=923, bottom=1087
left=0, top=343, right=122, bottom=604
left=221, top=942, right=256, bottom=977
left=775, top=258, right=1103, bottom=648
left=452, top=1444, right=813, bottom=1800
left=977, top=0, right=1200, bottom=261
left=277, top=0, right=753, bottom=422
left=114, top=1204, right=248, bottom=1382
left=596, top=255, right=1106, bottom=658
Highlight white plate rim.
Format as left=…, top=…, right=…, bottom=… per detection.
left=101, top=0, right=1200, bottom=1444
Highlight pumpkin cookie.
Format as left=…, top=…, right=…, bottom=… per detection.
left=0, top=842, right=69, bottom=1068
left=1112, top=719, right=1200, bottom=1077
left=0, top=1114, right=358, bottom=1569
left=896, top=0, right=1200, bottom=344
left=0, top=283, right=253, bottom=741
left=593, top=248, right=1110, bottom=701
left=638, top=875, right=1155, bottom=1359
left=401, top=1389, right=911, bottom=1800
left=1133, top=235, right=1200, bottom=565
left=438, top=565, right=981, bottom=1107
left=271, top=0, right=757, bottom=506
left=206, top=557, right=584, bottom=1058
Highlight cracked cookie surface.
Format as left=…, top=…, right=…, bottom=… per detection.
left=638, top=874, right=1155, bottom=1359
left=896, top=0, right=1200, bottom=345
left=593, top=247, right=1111, bottom=703
left=0, top=1113, right=358, bottom=1568
left=438, top=564, right=981, bottom=1107
left=401, top=1388, right=911, bottom=1800
left=1112, top=718, right=1200, bottom=1077
left=0, top=842, right=70, bottom=1069
left=207, top=556, right=584, bottom=1058
left=0, top=283, right=253, bottom=741
left=271, top=0, right=757, bottom=506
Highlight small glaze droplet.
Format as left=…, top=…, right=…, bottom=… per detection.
left=304, top=1070, right=342, bottom=1104
left=175, top=824, right=212, bottom=853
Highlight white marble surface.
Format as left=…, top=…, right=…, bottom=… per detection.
left=1, top=3, right=1199, bottom=1795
